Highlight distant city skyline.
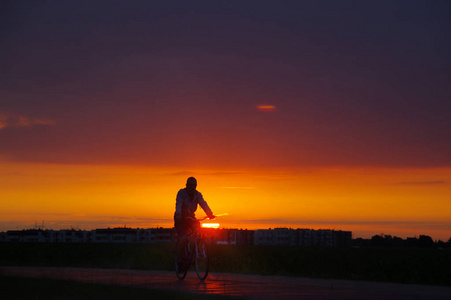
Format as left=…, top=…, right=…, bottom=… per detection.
left=1, top=216, right=449, bottom=241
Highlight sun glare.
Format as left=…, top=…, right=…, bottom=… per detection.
left=202, top=223, right=220, bottom=229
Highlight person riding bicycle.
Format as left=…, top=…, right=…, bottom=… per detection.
left=174, top=177, right=214, bottom=278
left=174, top=177, right=215, bottom=238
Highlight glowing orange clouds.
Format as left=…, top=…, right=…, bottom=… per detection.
left=256, top=104, right=276, bottom=112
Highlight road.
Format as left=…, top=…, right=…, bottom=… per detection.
left=1, top=266, right=450, bottom=299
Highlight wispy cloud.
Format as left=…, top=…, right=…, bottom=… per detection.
left=395, top=180, right=446, bottom=186
left=170, top=171, right=198, bottom=176
left=208, top=171, right=246, bottom=176
left=218, top=186, right=255, bottom=189
left=170, top=170, right=246, bottom=176
left=0, top=112, right=55, bottom=130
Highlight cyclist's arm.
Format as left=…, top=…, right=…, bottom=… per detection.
left=197, top=192, right=214, bottom=219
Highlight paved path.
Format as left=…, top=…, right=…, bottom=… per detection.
left=1, top=266, right=450, bottom=299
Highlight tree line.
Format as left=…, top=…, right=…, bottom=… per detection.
left=353, top=234, right=451, bottom=248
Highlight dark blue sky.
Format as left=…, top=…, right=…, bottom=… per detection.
left=1, top=0, right=450, bottom=168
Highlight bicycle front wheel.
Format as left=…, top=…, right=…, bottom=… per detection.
left=195, top=238, right=209, bottom=280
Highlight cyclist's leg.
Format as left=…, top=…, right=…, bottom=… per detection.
left=175, top=238, right=189, bottom=279
left=175, top=220, right=189, bottom=268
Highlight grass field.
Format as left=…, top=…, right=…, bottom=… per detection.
left=1, top=243, right=450, bottom=286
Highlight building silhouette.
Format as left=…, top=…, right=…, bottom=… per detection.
left=0, top=227, right=351, bottom=247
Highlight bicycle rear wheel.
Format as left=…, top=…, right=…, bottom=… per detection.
left=175, top=239, right=190, bottom=279
left=195, top=238, right=209, bottom=280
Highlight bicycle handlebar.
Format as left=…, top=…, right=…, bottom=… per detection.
left=185, top=216, right=211, bottom=221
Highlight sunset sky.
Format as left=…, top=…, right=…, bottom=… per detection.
left=1, top=1, right=450, bottom=240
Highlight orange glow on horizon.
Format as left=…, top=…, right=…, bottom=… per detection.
left=0, top=162, right=450, bottom=240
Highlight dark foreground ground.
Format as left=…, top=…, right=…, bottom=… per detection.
left=1, top=243, right=450, bottom=286
left=0, top=273, right=229, bottom=300
left=1, top=266, right=451, bottom=300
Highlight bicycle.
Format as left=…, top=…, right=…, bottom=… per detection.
left=175, top=216, right=210, bottom=280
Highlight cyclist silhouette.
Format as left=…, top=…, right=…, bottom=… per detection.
left=174, top=177, right=215, bottom=238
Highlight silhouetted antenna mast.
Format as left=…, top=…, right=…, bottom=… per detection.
left=34, top=220, right=46, bottom=230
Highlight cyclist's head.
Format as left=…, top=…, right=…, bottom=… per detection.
left=186, top=177, right=197, bottom=193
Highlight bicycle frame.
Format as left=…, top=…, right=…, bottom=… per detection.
left=187, top=216, right=207, bottom=238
